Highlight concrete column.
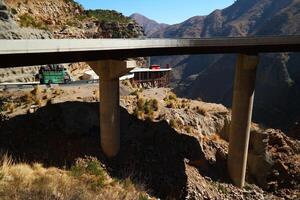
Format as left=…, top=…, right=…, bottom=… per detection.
left=228, top=54, right=259, bottom=187
left=88, top=60, right=136, bottom=158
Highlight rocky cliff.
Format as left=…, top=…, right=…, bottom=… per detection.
left=4, top=0, right=144, bottom=39
left=0, top=0, right=145, bottom=82
left=147, top=0, right=300, bottom=132
left=0, top=0, right=52, bottom=39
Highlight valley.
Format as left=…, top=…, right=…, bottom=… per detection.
left=0, top=0, right=299, bottom=199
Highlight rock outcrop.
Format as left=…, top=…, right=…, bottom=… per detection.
left=0, top=0, right=52, bottom=39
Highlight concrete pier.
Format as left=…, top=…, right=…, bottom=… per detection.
left=228, top=54, right=259, bottom=187
left=89, top=60, right=136, bottom=158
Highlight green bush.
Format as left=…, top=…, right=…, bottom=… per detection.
left=85, top=9, right=131, bottom=23
left=70, top=156, right=105, bottom=189
left=11, top=8, right=17, bottom=15
left=19, top=14, right=49, bottom=30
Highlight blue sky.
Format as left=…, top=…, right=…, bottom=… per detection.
left=76, top=0, right=235, bottom=24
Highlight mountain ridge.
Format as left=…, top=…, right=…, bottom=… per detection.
left=140, top=0, right=300, bottom=132
left=130, top=13, right=169, bottom=36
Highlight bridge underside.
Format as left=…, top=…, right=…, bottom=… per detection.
left=0, top=36, right=300, bottom=67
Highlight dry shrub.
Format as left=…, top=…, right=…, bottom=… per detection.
left=122, top=80, right=133, bottom=88
left=166, top=101, right=175, bottom=108
left=168, top=93, right=177, bottom=101
left=169, top=119, right=178, bottom=129
left=3, top=102, right=16, bottom=113
left=52, top=88, right=63, bottom=96
left=151, top=99, right=159, bottom=111
left=134, top=98, right=159, bottom=120
left=21, top=86, right=46, bottom=107
left=180, top=99, right=190, bottom=109
left=31, top=85, right=42, bottom=96
left=184, top=126, right=193, bottom=134
left=164, top=92, right=181, bottom=109
left=0, top=155, right=151, bottom=200
left=130, top=88, right=144, bottom=99
left=21, top=93, right=33, bottom=104
left=194, top=106, right=207, bottom=116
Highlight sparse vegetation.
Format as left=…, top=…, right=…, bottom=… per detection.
left=163, top=92, right=190, bottom=109
left=0, top=155, right=151, bottom=200
left=134, top=98, right=159, bottom=120
left=10, top=8, right=17, bottom=15
left=130, top=88, right=144, bottom=98
left=184, top=126, right=193, bottom=134
left=19, top=14, right=49, bottom=30
left=70, top=156, right=106, bottom=190
left=85, top=9, right=132, bottom=23
left=169, top=119, right=178, bottom=129
left=194, top=106, right=207, bottom=116
left=2, top=102, right=15, bottom=113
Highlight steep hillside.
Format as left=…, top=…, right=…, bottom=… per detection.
left=149, top=0, right=300, bottom=131
left=130, top=13, right=168, bottom=36
left=0, top=0, right=145, bottom=83
left=0, top=0, right=52, bottom=39
left=4, top=0, right=143, bottom=39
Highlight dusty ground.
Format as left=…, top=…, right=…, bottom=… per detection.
left=0, top=84, right=299, bottom=199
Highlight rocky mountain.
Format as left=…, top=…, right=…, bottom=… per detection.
left=130, top=13, right=168, bottom=36
left=147, top=0, right=300, bottom=132
left=4, top=0, right=144, bottom=39
left=0, top=0, right=52, bottom=39
left=0, top=0, right=145, bottom=82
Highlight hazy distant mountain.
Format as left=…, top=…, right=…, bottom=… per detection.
left=130, top=13, right=169, bottom=36
left=149, top=0, right=300, bottom=131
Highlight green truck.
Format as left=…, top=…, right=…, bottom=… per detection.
left=38, top=64, right=71, bottom=84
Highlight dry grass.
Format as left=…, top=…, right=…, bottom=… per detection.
left=163, top=92, right=190, bottom=109
left=169, top=119, right=178, bottom=129
left=184, top=126, right=193, bottom=134
left=194, top=106, right=207, bottom=116
left=0, top=155, right=152, bottom=200
left=130, top=89, right=144, bottom=99
left=2, top=102, right=16, bottom=113
left=134, top=98, right=159, bottom=121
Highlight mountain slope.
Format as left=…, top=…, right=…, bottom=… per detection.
left=130, top=13, right=168, bottom=36
left=148, top=0, right=300, bottom=131
left=0, top=0, right=145, bottom=82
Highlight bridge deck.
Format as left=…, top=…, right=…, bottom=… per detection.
left=0, top=36, right=300, bottom=67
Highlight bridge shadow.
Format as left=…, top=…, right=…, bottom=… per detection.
left=0, top=101, right=226, bottom=199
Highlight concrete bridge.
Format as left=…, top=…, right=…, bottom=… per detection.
left=1, top=36, right=300, bottom=188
